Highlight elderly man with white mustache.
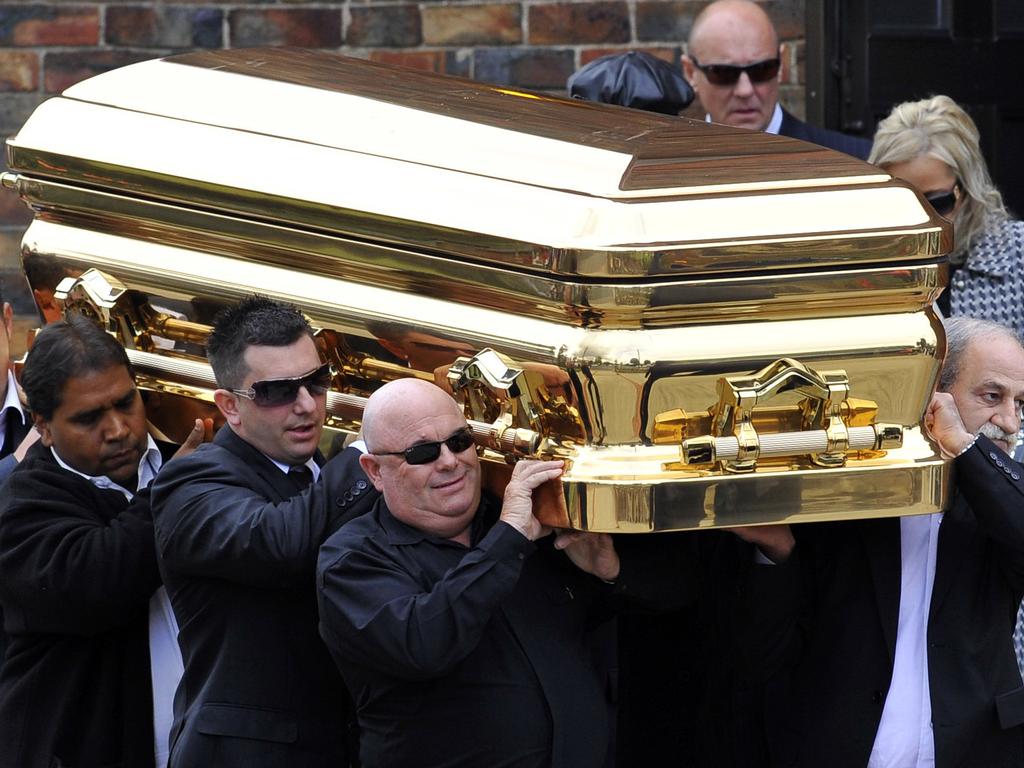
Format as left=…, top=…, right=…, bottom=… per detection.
left=775, top=316, right=1024, bottom=768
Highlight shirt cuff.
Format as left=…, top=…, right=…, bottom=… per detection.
left=477, top=520, right=536, bottom=563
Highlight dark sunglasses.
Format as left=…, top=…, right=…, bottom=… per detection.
left=690, top=56, right=781, bottom=86
left=373, top=427, right=476, bottom=465
left=230, top=362, right=334, bottom=408
left=925, top=181, right=961, bottom=217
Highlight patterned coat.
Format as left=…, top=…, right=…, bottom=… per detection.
left=949, top=217, right=1024, bottom=337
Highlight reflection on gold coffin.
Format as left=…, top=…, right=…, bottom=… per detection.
left=3, top=49, right=952, bottom=532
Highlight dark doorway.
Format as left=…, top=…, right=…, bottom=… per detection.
left=812, top=0, right=1024, bottom=217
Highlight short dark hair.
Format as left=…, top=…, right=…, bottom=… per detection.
left=207, top=295, right=314, bottom=388
left=22, top=313, right=133, bottom=420
left=939, top=316, right=1022, bottom=392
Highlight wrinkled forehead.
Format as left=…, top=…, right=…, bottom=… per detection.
left=962, top=337, right=1024, bottom=394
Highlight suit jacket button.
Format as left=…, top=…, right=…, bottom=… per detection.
left=991, top=451, right=1000, bottom=460
left=356, top=480, right=368, bottom=490
left=871, top=690, right=883, bottom=704
left=1014, top=473, right=1021, bottom=481
left=337, top=499, right=347, bottom=508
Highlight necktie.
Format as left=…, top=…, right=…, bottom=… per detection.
left=288, top=464, right=313, bottom=493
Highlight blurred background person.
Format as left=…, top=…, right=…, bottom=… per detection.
left=871, top=95, right=1024, bottom=335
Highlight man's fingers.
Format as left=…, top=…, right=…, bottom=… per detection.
left=182, top=419, right=205, bottom=447
left=553, top=531, right=586, bottom=550
left=508, top=460, right=564, bottom=492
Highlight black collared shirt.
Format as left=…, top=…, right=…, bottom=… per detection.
left=317, top=494, right=613, bottom=768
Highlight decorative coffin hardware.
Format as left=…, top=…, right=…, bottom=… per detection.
left=652, top=358, right=904, bottom=473
left=4, top=49, right=953, bottom=532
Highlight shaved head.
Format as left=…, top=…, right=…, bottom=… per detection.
left=360, top=379, right=482, bottom=542
left=689, top=0, right=778, bottom=53
left=683, top=0, right=782, bottom=131
left=362, top=378, right=463, bottom=453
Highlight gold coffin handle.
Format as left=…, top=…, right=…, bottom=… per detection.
left=680, top=358, right=902, bottom=471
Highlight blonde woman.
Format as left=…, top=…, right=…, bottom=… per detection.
left=870, top=95, right=1024, bottom=333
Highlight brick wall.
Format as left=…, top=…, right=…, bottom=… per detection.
left=0, top=0, right=805, bottom=351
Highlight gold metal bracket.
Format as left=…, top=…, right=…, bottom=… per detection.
left=448, top=348, right=533, bottom=424
left=655, top=358, right=902, bottom=473
left=447, top=348, right=586, bottom=456
left=52, top=267, right=212, bottom=354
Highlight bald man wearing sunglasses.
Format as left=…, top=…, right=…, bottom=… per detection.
left=317, top=378, right=698, bottom=768
left=151, top=296, right=379, bottom=768
left=682, top=0, right=871, bottom=159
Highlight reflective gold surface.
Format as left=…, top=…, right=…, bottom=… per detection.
left=4, top=49, right=953, bottom=531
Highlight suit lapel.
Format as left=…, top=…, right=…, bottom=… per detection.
left=215, top=426, right=298, bottom=502
left=860, top=518, right=902, bottom=663
left=929, top=495, right=974, bottom=618
left=1, top=404, right=29, bottom=460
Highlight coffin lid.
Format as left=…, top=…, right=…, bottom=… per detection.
left=7, top=48, right=947, bottom=278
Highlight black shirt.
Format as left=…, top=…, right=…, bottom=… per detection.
left=317, top=494, right=616, bottom=768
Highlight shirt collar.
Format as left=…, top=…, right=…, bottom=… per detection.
left=1, top=369, right=26, bottom=423
left=379, top=493, right=499, bottom=547
left=704, top=102, right=783, bottom=134
left=764, top=102, right=783, bottom=134
left=51, top=433, right=162, bottom=500
left=267, top=455, right=321, bottom=482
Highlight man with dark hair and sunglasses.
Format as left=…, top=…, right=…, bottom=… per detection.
left=317, top=378, right=699, bottom=768
left=151, top=295, right=379, bottom=768
left=682, top=0, right=871, bottom=159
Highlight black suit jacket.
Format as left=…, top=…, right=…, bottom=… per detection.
left=0, top=440, right=163, bottom=768
left=0, top=399, right=31, bottom=671
left=778, top=436, right=1024, bottom=768
left=151, top=426, right=378, bottom=768
left=0, top=399, right=30, bottom=483
left=779, top=108, right=872, bottom=160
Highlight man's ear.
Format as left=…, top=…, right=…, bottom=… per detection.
left=2, top=302, right=13, bottom=340
left=213, top=389, right=242, bottom=428
left=777, top=43, right=785, bottom=82
left=33, top=412, right=53, bottom=448
left=681, top=55, right=697, bottom=88
left=359, top=452, right=385, bottom=491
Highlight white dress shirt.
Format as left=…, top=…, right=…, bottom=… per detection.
left=267, top=454, right=321, bottom=481
left=868, top=512, right=943, bottom=768
left=51, top=435, right=182, bottom=768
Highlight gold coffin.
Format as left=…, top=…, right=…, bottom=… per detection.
left=3, top=49, right=952, bottom=532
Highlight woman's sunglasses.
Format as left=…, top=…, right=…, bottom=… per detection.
left=373, top=427, right=477, bottom=465
left=925, top=181, right=962, bottom=218
left=230, top=362, right=334, bottom=408
left=690, top=56, right=781, bottom=86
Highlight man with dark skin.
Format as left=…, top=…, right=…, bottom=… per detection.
left=0, top=314, right=203, bottom=768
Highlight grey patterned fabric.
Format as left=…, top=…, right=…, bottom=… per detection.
left=949, top=217, right=1024, bottom=337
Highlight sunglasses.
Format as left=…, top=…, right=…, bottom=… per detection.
left=230, top=362, right=334, bottom=408
left=690, top=56, right=781, bottom=86
left=373, top=427, right=476, bottom=465
left=925, top=182, right=961, bottom=217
